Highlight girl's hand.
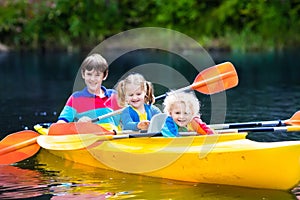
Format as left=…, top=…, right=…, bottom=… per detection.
left=137, top=120, right=150, bottom=130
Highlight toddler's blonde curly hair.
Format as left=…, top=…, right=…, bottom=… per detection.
left=163, top=91, right=200, bottom=117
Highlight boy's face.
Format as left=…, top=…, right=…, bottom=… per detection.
left=82, top=69, right=105, bottom=95
left=169, top=102, right=193, bottom=127
left=125, top=83, right=146, bottom=109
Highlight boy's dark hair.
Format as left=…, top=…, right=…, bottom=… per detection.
left=81, top=53, right=108, bottom=77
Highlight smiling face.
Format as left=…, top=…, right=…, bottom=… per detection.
left=81, top=69, right=106, bottom=95
left=125, top=83, right=146, bottom=111
left=169, top=101, right=194, bottom=127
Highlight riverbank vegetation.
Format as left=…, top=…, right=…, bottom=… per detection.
left=1, top=0, right=299, bottom=52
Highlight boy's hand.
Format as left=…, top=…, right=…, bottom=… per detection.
left=78, top=116, right=92, bottom=123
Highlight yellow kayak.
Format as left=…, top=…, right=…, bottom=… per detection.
left=35, top=128, right=300, bottom=190
left=34, top=148, right=296, bottom=199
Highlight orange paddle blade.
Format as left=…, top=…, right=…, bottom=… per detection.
left=191, top=62, right=238, bottom=94
left=48, top=122, right=114, bottom=135
left=0, top=130, right=40, bottom=165
left=285, top=111, right=300, bottom=126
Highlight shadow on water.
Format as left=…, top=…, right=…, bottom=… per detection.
left=1, top=49, right=300, bottom=199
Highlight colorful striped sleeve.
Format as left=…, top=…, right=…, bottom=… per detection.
left=161, top=116, right=180, bottom=137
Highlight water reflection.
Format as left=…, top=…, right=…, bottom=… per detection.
left=29, top=149, right=296, bottom=199
left=0, top=165, right=48, bottom=199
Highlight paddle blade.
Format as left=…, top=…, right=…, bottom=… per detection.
left=285, top=111, right=300, bottom=126
left=191, top=62, right=238, bottom=94
left=0, top=130, right=40, bottom=165
left=48, top=122, right=114, bottom=135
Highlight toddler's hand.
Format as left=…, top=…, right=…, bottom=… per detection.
left=191, top=116, right=214, bottom=135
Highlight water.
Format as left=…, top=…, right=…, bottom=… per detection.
left=1, top=49, right=300, bottom=199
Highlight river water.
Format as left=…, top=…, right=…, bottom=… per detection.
left=1, top=49, right=300, bottom=199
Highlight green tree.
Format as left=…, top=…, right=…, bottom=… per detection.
left=0, top=0, right=299, bottom=52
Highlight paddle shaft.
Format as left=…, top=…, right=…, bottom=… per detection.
left=217, top=126, right=300, bottom=134
left=92, top=94, right=166, bottom=122
left=91, top=62, right=237, bottom=122
left=91, top=108, right=125, bottom=123
left=37, top=132, right=203, bottom=150
left=0, top=137, right=37, bottom=155
left=210, top=111, right=300, bottom=129
left=209, top=120, right=286, bottom=129
left=38, top=124, right=300, bottom=151
left=38, top=132, right=162, bottom=150
left=0, top=131, right=41, bottom=164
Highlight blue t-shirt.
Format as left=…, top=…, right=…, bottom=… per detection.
left=121, top=104, right=161, bottom=130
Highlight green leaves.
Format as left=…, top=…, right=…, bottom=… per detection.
left=0, top=0, right=299, bottom=52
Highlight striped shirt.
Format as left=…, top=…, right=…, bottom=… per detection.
left=58, top=86, right=120, bottom=130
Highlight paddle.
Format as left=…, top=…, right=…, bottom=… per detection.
left=38, top=131, right=205, bottom=151
left=209, top=111, right=300, bottom=129
left=38, top=125, right=300, bottom=151
left=217, top=125, right=300, bottom=134
left=0, top=62, right=238, bottom=164
left=0, top=130, right=40, bottom=165
left=37, top=132, right=163, bottom=150
left=155, top=61, right=238, bottom=100
left=47, top=121, right=115, bottom=135
left=38, top=113, right=169, bottom=150
left=49, top=61, right=238, bottom=135
left=37, top=112, right=241, bottom=151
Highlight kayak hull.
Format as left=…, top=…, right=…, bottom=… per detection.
left=42, top=133, right=300, bottom=190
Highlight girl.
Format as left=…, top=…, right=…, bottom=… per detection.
left=116, top=73, right=161, bottom=131
left=161, top=91, right=214, bottom=137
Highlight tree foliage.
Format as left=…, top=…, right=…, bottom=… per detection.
left=1, top=0, right=299, bottom=52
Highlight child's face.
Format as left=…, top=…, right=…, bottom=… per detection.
left=125, top=84, right=146, bottom=109
left=82, top=69, right=105, bottom=94
left=169, top=102, right=193, bottom=127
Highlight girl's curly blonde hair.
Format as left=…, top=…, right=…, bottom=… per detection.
left=116, top=73, right=155, bottom=107
left=163, top=91, right=200, bottom=117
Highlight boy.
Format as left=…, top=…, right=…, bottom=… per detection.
left=57, top=53, right=120, bottom=131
